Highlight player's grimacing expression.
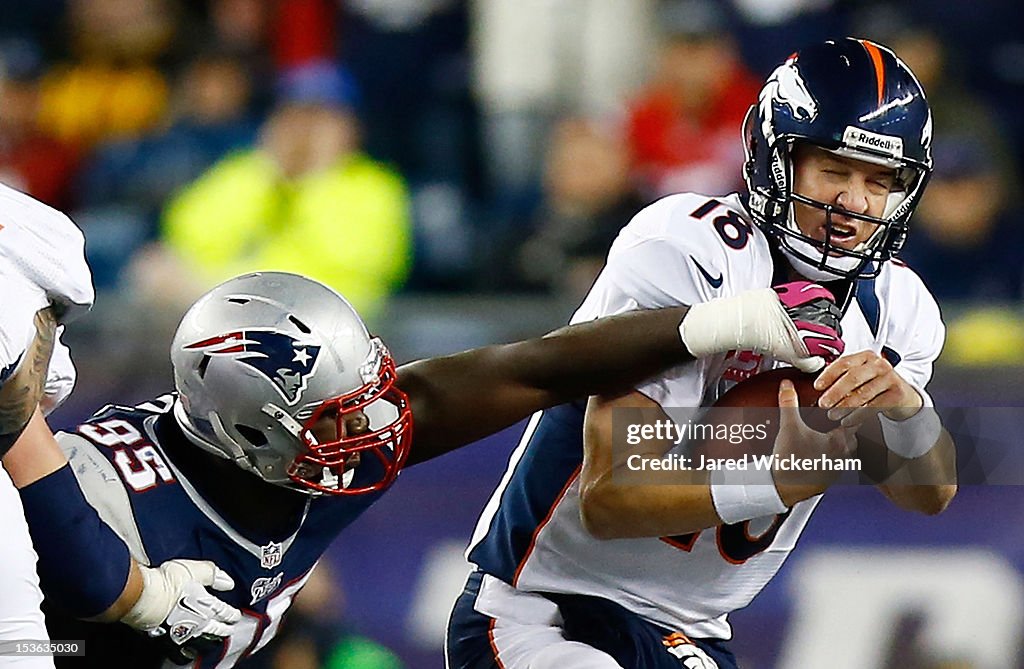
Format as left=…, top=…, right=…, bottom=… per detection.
left=791, top=144, right=897, bottom=252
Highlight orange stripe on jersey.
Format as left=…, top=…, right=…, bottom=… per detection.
left=663, top=631, right=695, bottom=647
left=488, top=618, right=509, bottom=669
left=860, top=39, right=886, bottom=105
left=511, top=465, right=582, bottom=587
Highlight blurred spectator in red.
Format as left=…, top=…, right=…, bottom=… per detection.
left=0, top=38, right=81, bottom=210
left=131, top=62, right=412, bottom=322
left=900, top=137, right=1024, bottom=303
left=517, top=117, right=646, bottom=300
left=273, top=0, right=336, bottom=69
left=35, top=0, right=177, bottom=147
left=625, top=0, right=759, bottom=198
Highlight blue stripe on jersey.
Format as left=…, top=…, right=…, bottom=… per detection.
left=881, top=345, right=902, bottom=367
left=468, top=401, right=586, bottom=584
left=855, top=274, right=881, bottom=336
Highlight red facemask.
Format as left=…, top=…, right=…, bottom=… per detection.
left=288, top=353, right=413, bottom=495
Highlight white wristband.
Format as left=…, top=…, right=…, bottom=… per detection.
left=122, top=564, right=168, bottom=630
left=709, top=467, right=788, bottom=525
left=879, top=387, right=941, bottom=459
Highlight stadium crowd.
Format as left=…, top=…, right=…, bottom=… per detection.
left=0, top=0, right=1021, bottom=322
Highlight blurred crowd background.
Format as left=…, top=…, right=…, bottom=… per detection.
left=4, top=0, right=1024, bottom=667
left=2, top=0, right=1023, bottom=338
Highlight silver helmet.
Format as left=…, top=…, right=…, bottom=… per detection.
left=170, top=272, right=412, bottom=495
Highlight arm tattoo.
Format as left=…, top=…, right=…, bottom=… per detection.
left=0, top=307, right=57, bottom=436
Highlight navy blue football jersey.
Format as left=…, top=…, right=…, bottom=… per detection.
left=48, top=393, right=393, bottom=668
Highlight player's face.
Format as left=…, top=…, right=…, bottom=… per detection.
left=307, top=408, right=370, bottom=468
left=791, top=144, right=896, bottom=252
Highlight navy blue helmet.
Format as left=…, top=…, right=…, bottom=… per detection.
left=742, top=37, right=933, bottom=279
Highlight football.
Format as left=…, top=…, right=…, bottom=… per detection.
left=689, top=367, right=838, bottom=462
left=716, top=367, right=823, bottom=410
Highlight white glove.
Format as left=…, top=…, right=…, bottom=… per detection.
left=679, top=287, right=832, bottom=373
left=121, top=559, right=242, bottom=646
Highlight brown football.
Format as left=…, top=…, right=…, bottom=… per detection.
left=690, top=367, right=838, bottom=461
left=716, top=367, right=822, bottom=409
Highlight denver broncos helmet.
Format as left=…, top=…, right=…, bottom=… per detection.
left=743, top=37, right=933, bottom=279
left=170, top=272, right=412, bottom=495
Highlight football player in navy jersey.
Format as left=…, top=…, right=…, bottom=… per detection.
left=3, top=268, right=840, bottom=667
left=446, top=38, right=957, bottom=669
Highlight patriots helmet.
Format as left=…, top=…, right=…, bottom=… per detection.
left=170, top=272, right=412, bottom=495
left=743, top=37, right=933, bottom=280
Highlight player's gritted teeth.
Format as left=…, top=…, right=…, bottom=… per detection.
left=809, top=213, right=874, bottom=252
left=825, top=221, right=858, bottom=245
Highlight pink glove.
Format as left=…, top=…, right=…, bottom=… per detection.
left=773, top=281, right=845, bottom=364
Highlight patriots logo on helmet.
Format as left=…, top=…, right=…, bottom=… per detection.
left=184, top=329, right=322, bottom=405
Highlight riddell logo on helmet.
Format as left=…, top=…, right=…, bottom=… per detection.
left=842, top=126, right=904, bottom=158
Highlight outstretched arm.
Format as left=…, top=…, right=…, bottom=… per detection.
left=398, top=307, right=694, bottom=465
left=398, top=281, right=841, bottom=466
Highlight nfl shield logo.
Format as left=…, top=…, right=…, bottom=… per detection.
left=260, top=542, right=283, bottom=569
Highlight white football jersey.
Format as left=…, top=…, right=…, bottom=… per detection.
left=467, top=192, right=944, bottom=639
left=0, top=183, right=93, bottom=667
left=0, top=183, right=94, bottom=412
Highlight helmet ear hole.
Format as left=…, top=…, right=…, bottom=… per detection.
left=236, top=424, right=269, bottom=448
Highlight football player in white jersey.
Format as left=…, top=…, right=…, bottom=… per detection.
left=1, top=187, right=244, bottom=666
left=447, top=38, right=957, bottom=669
left=0, top=183, right=94, bottom=667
